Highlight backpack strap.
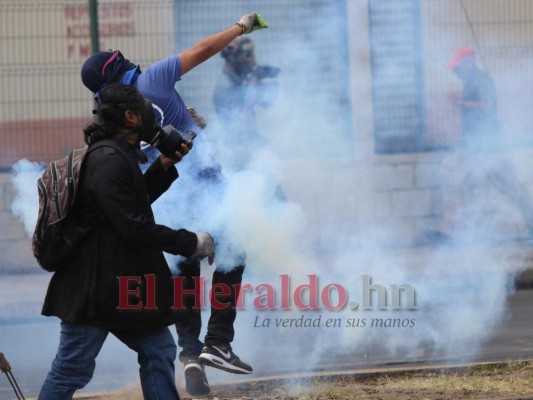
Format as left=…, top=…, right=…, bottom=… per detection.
left=66, top=149, right=76, bottom=210
left=66, top=147, right=89, bottom=210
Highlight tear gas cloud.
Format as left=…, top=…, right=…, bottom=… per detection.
left=167, top=2, right=529, bottom=377
left=10, top=159, right=44, bottom=238
left=8, top=1, right=531, bottom=384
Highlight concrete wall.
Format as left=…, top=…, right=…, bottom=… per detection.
left=372, top=150, right=533, bottom=246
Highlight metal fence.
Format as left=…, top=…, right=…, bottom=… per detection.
left=0, top=0, right=351, bottom=168
left=1, top=0, right=533, bottom=168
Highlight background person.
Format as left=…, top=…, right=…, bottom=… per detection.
left=211, top=36, right=285, bottom=204
left=426, top=47, right=533, bottom=244
left=212, top=36, right=280, bottom=171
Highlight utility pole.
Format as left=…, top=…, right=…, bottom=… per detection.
left=88, top=0, right=99, bottom=117
left=89, top=0, right=99, bottom=54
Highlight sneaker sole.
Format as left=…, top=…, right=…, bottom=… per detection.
left=184, top=364, right=210, bottom=396
left=198, top=353, right=252, bottom=374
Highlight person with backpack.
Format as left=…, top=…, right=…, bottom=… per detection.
left=80, top=12, right=268, bottom=396
left=37, top=83, right=215, bottom=400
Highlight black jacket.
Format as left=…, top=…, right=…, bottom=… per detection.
left=41, top=137, right=197, bottom=330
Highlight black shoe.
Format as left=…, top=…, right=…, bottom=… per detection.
left=198, top=344, right=253, bottom=374
left=183, top=358, right=210, bottom=396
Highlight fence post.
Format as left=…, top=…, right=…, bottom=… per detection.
left=89, top=0, right=99, bottom=54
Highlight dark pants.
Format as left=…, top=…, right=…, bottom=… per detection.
left=175, top=257, right=245, bottom=361
left=174, top=168, right=250, bottom=360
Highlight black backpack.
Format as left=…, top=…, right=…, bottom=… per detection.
left=32, top=140, right=126, bottom=272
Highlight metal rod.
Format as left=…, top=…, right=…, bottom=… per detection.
left=459, top=0, right=489, bottom=72
left=1, top=353, right=25, bottom=399
left=5, top=372, right=23, bottom=400
left=8, top=371, right=25, bottom=400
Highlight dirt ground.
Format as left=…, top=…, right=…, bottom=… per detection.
left=79, top=360, right=533, bottom=400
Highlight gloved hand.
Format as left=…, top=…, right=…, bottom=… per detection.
left=192, top=232, right=215, bottom=265
left=236, top=12, right=269, bottom=34
left=187, top=107, right=206, bottom=130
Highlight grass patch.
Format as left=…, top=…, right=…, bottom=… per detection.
left=211, top=361, right=533, bottom=400
left=69, top=360, right=533, bottom=400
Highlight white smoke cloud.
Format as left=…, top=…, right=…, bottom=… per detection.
left=10, top=159, right=44, bottom=238
left=6, top=3, right=532, bottom=393
left=185, top=3, right=531, bottom=383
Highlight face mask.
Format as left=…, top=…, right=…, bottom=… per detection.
left=136, top=98, right=158, bottom=143
left=136, top=99, right=197, bottom=157
left=94, top=97, right=196, bottom=158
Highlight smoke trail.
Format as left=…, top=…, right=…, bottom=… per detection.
left=10, top=159, right=44, bottom=238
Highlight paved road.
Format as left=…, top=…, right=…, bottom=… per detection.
left=0, top=272, right=532, bottom=399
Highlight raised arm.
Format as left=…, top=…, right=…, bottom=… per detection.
left=179, top=12, right=267, bottom=76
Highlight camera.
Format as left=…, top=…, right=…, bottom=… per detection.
left=151, top=125, right=197, bottom=159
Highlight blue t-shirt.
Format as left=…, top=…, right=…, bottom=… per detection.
left=135, top=54, right=220, bottom=181
left=135, top=55, right=196, bottom=132
left=133, top=58, right=233, bottom=270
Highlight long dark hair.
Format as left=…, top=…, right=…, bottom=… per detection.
left=83, top=83, right=143, bottom=145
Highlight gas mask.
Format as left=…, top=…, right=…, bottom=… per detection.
left=94, top=97, right=196, bottom=158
